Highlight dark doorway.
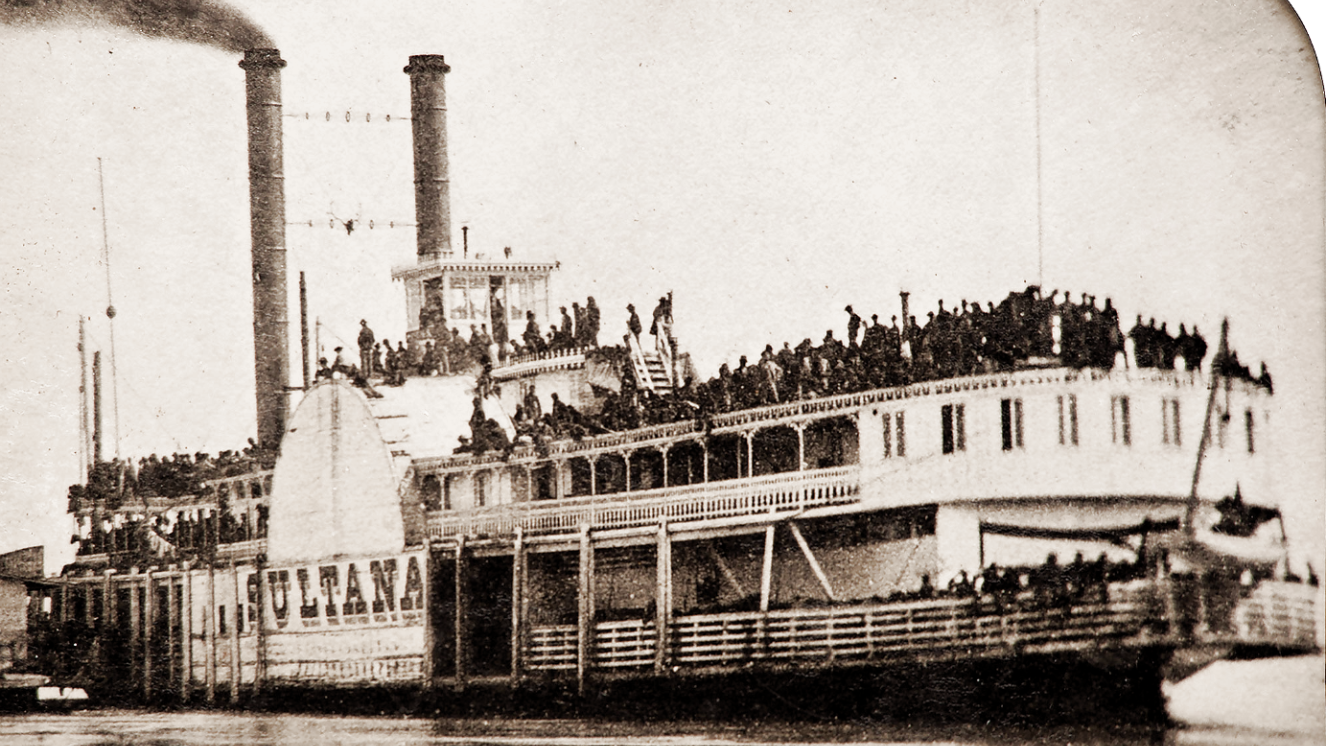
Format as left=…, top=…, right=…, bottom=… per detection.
left=464, top=555, right=513, bottom=677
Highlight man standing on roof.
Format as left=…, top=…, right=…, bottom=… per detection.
left=358, top=320, right=375, bottom=378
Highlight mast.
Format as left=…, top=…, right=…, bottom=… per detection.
left=78, top=317, right=90, bottom=483
left=1034, top=1, right=1043, bottom=289
left=1185, top=318, right=1230, bottom=540
left=98, top=158, right=120, bottom=460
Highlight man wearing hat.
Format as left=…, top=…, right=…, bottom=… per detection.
left=358, top=319, right=376, bottom=378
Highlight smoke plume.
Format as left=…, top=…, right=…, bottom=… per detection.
left=2, top=0, right=272, bottom=52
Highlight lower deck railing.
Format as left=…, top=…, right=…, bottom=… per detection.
left=521, top=580, right=1319, bottom=678
left=524, top=582, right=1156, bottom=676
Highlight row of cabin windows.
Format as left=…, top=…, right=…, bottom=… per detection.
left=882, top=395, right=1256, bottom=458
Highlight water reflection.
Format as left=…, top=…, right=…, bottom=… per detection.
left=0, top=711, right=1316, bottom=746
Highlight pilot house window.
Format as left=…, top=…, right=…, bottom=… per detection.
left=941, top=403, right=965, bottom=454
left=1001, top=398, right=1023, bottom=451
left=883, top=411, right=906, bottom=458
left=1245, top=409, right=1255, bottom=453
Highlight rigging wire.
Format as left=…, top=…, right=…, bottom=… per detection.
left=98, top=158, right=121, bottom=460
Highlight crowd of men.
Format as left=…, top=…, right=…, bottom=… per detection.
left=68, top=446, right=272, bottom=513
left=454, top=286, right=1274, bottom=451
left=331, top=297, right=605, bottom=388
left=74, top=503, right=267, bottom=560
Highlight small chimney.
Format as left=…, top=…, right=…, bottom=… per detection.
left=240, top=48, right=290, bottom=450
left=404, top=54, right=452, bottom=261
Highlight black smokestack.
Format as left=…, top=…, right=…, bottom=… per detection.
left=240, top=48, right=289, bottom=450
left=1, top=0, right=271, bottom=52
left=404, top=54, right=452, bottom=260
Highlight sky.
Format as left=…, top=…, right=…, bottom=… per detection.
left=0, top=0, right=1322, bottom=576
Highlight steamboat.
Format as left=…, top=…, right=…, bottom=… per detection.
left=26, top=49, right=1318, bottom=722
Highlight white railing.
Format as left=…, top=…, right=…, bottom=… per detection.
left=1230, top=580, right=1319, bottom=648
left=521, top=582, right=1156, bottom=674
left=427, top=465, right=860, bottom=539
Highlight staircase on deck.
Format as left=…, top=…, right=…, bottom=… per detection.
left=628, top=332, right=676, bottom=395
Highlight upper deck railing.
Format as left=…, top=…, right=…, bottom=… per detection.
left=417, top=366, right=1232, bottom=474
left=426, top=464, right=860, bottom=539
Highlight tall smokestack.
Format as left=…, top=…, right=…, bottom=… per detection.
left=404, top=54, right=452, bottom=260
left=240, top=48, right=290, bottom=450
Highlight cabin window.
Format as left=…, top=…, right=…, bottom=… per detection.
left=1162, top=398, right=1181, bottom=446
left=941, top=403, right=966, bottom=454
left=1000, top=398, right=1023, bottom=451
left=421, top=475, right=442, bottom=511
left=218, top=604, right=227, bottom=635
left=568, top=458, right=593, bottom=496
left=1245, top=409, right=1255, bottom=453
left=882, top=413, right=892, bottom=458
left=895, top=412, right=906, bottom=457
left=533, top=464, right=556, bottom=500
left=1112, top=396, right=1131, bottom=445
left=474, top=472, right=487, bottom=507
left=1057, top=394, right=1078, bottom=446
left=804, top=416, right=859, bottom=468
left=752, top=426, right=799, bottom=476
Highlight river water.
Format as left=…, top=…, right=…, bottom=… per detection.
left=2, top=657, right=1319, bottom=746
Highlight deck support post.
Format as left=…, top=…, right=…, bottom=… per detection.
left=624, top=451, right=632, bottom=492
left=660, top=446, right=670, bottom=488
left=577, top=523, right=595, bottom=696
left=143, top=569, right=154, bottom=702
left=454, top=535, right=467, bottom=690
left=182, top=562, right=193, bottom=703
left=654, top=520, right=672, bottom=673
left=254, top=558, right=265, bottom=695
left=511, top=528, right=525, bottom=682
left=745, top=431, right=754, bottom=478
left=205, top=563, right=216, bottom=705
left=422, top=539, right=435, bottom=689
left=166, top=571, right=178, bottom=697
left=759, top=523, right=775, bottom=613
left=789, top=521, right=835, bottom=602
left=128, top=571, right=141, bottom=693
left=230, top=562, right=241, bottom=703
